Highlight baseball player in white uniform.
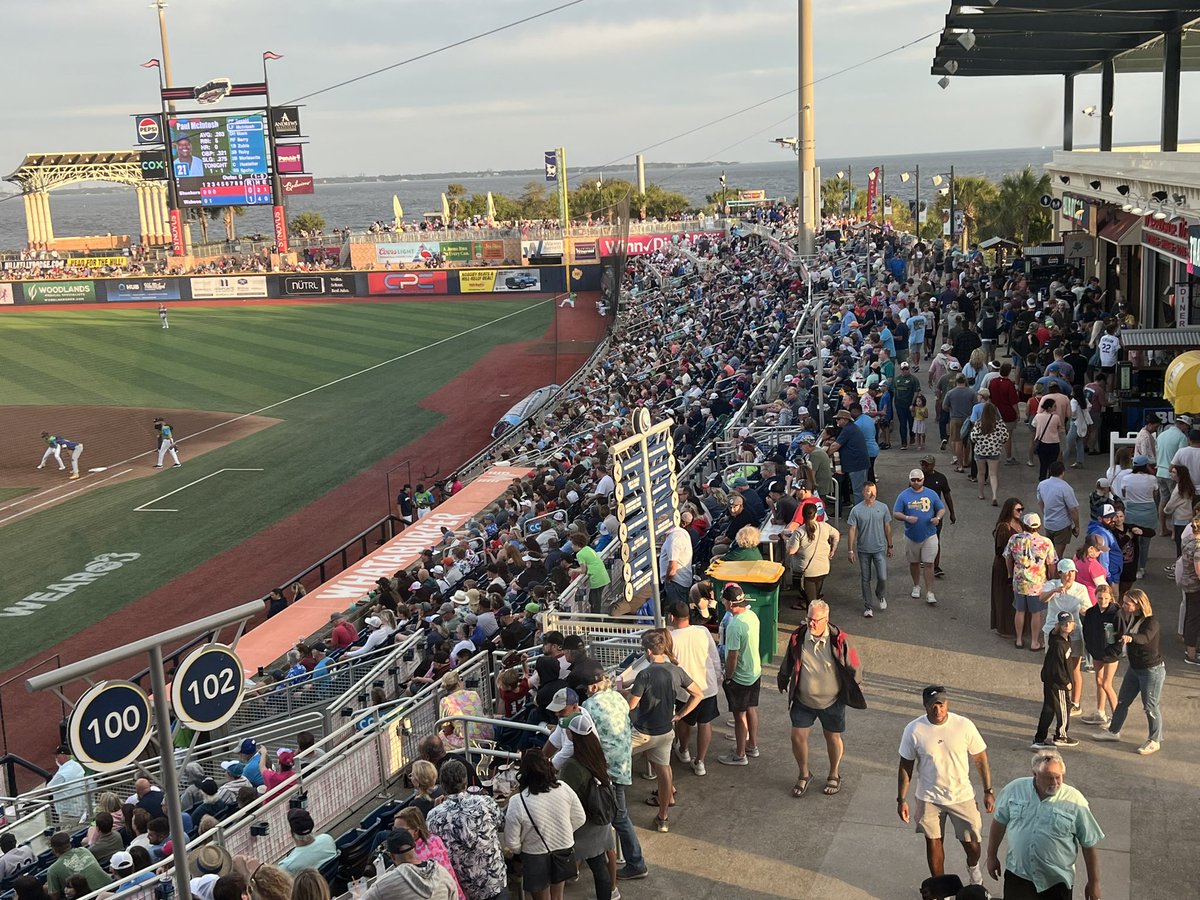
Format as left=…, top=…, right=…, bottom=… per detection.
left=154, top=417, right=181, bottom=467
left=37, top=432, right=66, bottom=471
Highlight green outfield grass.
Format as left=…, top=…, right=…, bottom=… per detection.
left=0, top=299, right=552, bottom=663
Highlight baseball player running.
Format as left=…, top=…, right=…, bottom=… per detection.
left=38, top=433, right=84, bottom=478
left=153, top=417, right=181, bottom=467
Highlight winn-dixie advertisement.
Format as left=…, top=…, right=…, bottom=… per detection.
left=597, top=230, right=724, bottom=256
left=23, top=281, right=96, bottom=303
left=458, top=269, right=541, bottom=293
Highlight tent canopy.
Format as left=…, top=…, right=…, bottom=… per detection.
left=1163, top=349, right=1200, bottom=412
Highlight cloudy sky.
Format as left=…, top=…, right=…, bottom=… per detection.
left=2, top=0, right=1197, bottom=179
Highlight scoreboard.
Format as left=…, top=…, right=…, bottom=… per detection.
left=168, top=114, right=273, bottom=208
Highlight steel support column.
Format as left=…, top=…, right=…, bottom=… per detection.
left=1162, top=26, right=1182, bottom=152
left=1100, top=59, right=1114, bottom=152
left=1062, top=73, right=1074, bottom=151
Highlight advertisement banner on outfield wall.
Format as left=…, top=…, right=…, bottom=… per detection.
left=440, top=241, right=472, bottom=262
left=190, top=276, right=268, bottom=299
left=71, top=256, right=131, bottom=269
left=0, top=282, right=13, bottom=305
left=374, top=242, right=441, bottom=265
left=481, top=241, right=505, bottom=261
left=573, top=241, right=597, bottom=261
left=107, top=279, right=182, bottom=301
left=24, top=281, right=96, bottom=303
left=598, top=231, right=724, bottom=256
left=480, top=269, right=542, bottom=292
left=367, top=270, right=448, bottom=295
left=458, top=269, right=498, bottom=293
left=522, top=239, right=564, bottom=258
left=281, top=274, right=354, bottom=296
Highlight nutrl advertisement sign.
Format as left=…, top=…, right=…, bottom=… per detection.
left=282, top=274, right=354, bottom=296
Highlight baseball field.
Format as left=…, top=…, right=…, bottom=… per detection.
left=0, top=295, right=602, bottom=691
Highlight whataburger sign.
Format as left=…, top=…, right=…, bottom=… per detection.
left=231, top=465, right=532, bottom=676
left=598, top=230, right=724, bottom=256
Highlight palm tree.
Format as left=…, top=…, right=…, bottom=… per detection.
left=986, top=166, right=1052, bottom=245
left=950, top=175, right=999, bottom=247
left=446, top=183, right=467, bottom=217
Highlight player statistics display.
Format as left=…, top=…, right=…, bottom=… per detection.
left=168, top=114, right=273, bottom=208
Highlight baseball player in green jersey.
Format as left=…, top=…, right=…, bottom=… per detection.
left=39, top=432, right=83, bottom=478
left=153, top=417, right=181, bottom=468
left=37, top=432, right=67, bottom=471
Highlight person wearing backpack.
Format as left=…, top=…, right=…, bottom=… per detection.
left=557, top=716, right=618, bottom=900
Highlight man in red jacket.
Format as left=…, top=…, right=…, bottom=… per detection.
left=987, top=363, right=1021, bottom=464
left=329, top=611, right=359, bottom=650
left=776, top=600, right=864, bottom=799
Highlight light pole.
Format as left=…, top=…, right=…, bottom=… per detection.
left=796, top=0, right=817, bottom=255
left=263, top=51, right=289, bottom=256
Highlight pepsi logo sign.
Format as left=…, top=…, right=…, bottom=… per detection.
left=137, top=115, right=162, bottom=144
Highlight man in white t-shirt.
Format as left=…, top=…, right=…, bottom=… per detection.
left=668, top=600, right=722, bottom=776
left=1096, top=323, right=1121, bottom=387
left=1172, top=427, right=1200, bottom=490
left=896, top=686, right=994, bottom=885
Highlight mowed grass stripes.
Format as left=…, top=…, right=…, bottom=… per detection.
left=0, top=299, right=551, bottom=662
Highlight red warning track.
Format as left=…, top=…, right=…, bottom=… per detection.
left=0, top=294, right=607, bottom=780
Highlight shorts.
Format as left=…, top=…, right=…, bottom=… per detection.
left=680, top=694, right=720, bottom=725
left=913, top=797, right=983, bottom=842
left=521, top=848, right=576, bottom=891
left=723, top=677, right=761, bottom=712
left=905, top=535, right=939, bottom=564
left=948, top=417, right=964, bottom=440
left=630, top=728, right=673, bottom=766
left=1013, top=591, right=1048, bottom=613
left=788, top=699, right=846, bottom=732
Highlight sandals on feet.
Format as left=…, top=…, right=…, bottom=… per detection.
left=646, top=788, right=677, bottom=807
left=823, top=775, right=842, bottom=796
left=792, top=774, right=813, bottom=798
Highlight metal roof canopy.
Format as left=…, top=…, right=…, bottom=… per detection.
left=931, top=3, right=1200, bottom=78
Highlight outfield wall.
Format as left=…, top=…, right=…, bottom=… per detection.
left=0, top=263, right=604, bottom=306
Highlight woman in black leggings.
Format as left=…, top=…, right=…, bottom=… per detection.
left=1030, top=396, right=1063, bottom=481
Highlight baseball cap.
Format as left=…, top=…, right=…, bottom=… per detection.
left=546, top=687, right=580, bottom=712
left=900, top=361, right=910, bottom=369
left=1132, top=453, right=1150, bottom=466
left=54, top=744, right=70, bottom=755
left=220, top=760, right=243, bottom=776
left=919, top=454, right=937, bottom=465
left=277, top=749, right=295, bottom=768
left=731, top=476, right=750, bottom=488
left=365, top=615, right=383, bottom=628
left=921, top=685, right=949, bottom=705
left=287, top=807, right=315, bottom=836
left=1100, top=503, right=1117, bottom=517
left=1057, top=558, right=1076, bottom=573
left=941, top=342, right=952, bottom=351
left=525, top=601, right=541, bottom=614
left=1057, top=611, right=1074, bottom=624
left=562, top=635, right=584, bottom=650
left=238, top=738, right=257, bottom=755
left=386, top=828, right=416, bottom=855
left=1096, top=477, right=1111, bottom=488
left=329, top=611, right=345, bottom=621
left=908, top=468, right=925, bottom=480
left=199, top=777, right=219, bottom=796
left=1022, top=512, right=1042, bottom=528
left=798, top=432, right=817, bottom=445
left=1177, top=415, right=1193, bottom=426
left=568, top=712, right=596, bottom=737
left=109, top=851, right=134, bottom=872
left=431, top=565, right=445, bottom=575
left=948, top=361, right=961, bottom=371
left=1190, top=427, right=1200, bottom=442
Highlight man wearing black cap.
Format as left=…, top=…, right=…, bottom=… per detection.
left=47, top=744, right=89, bottom=823
left=898, top=686, right=993, bottom=886
left=278, top=807, right=337, bottom=876
left=364, top=828, right=458, bottom=900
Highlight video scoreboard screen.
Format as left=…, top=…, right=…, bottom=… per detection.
left=168, top=114, right=273, bottom=207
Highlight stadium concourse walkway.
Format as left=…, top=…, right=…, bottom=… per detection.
left=612, top=448, right=1199, bottom=900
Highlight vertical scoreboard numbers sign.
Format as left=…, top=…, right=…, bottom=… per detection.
left=170, top=644, right=245, bottom=731
left=69, top=681, right=153, bottom=771
left=611, top=408, right=679, bottom=606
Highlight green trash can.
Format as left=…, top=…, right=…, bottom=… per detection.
left=706, top=559, right=785, bottom=664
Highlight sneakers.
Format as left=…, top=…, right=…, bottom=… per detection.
left=717, top=753, right=748, bottom=766
left=654, top=816, right=669, bottom=833
left=940, top=439, right=948, bottom=450
left=1092, top=730, right=1121, bottom=742
left=863, top=608, right=874, bottom=618
left=926, top=592, right=938, bottom=605
left=1136, top=567, right=1146, bottom=580
left=1054, top=736, right=1080, bottom=747
left=616, top=866, right=648, bottom=881
left=878, top=597, right=887, bottom=610
left=691, top=759, right=706, bottom=777
left=1070, top=703, right=1082, bottom=715
left=1079, top=711, right=1109, bottom=725
left=934, top=567, right=946, bottom=579
left=174, top=462, right=182, bottom=467
left=35, top=464, right=44, bottom=470
left=1184, top=655, right=1200, bottom=666
left=68, top=473, right=79, bottom=480
left=745, top=746, right=760, bottom=758
left=1136, top=740, right=1161, bottom=755
left=910, top=585, right=922, bottom=599
left=611, top=890, right=622, bottom=900
left=673, top=741, right=692, bottom=764
left=1030, top=740, right=1055, bottom=749
left=153, top=464, right=163, bottom=468
left=967, top=865, right=984, bottom=886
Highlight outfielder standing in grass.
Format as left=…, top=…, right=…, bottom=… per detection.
left=38, top=433, right=84, bottom=479
left=158, top=304, right=169, bottom=329
left=153, top=418, right=181, bottom=468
